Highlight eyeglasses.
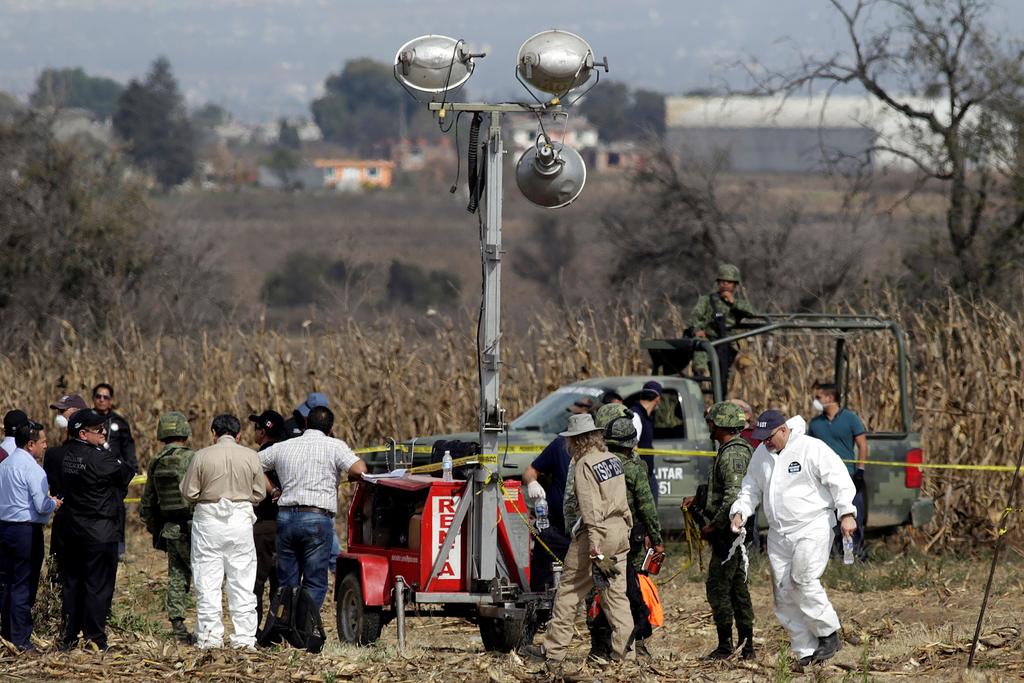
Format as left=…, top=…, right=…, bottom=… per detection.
left=94, top=394, right=112, bottom=401
left=86, top=426, right=107, bottom=435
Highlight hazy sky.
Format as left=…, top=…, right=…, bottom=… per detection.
left=2, top=0, right=1022, bottom=121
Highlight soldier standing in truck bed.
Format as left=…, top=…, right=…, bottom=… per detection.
left=689, top=264, right=755, bottom=386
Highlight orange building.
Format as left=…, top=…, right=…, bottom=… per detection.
left=313, top=159, right=395, bottom=190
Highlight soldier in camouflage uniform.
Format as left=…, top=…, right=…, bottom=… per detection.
left=140, top=412, right=196, bottom=643
left=685, top=401, right=755, bottom=660
left=688, top=264, right=755, bottom=385
left=583, top=403, right=665, bottom=660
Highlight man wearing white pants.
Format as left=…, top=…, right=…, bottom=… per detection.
left=181, top=415, right=266, bottom=649
left=730, top=410, right=856, bottom=667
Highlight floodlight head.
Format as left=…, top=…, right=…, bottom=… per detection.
left=394, top=35, right=479, bottom=94
left=517, top=29, right=599, bottom=96
left=516, top=138, right=587, bottom=209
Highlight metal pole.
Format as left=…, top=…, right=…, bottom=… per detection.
left=395, top=576, right=407, bottom=654
left=475, top=111, right=504, bottom=584
left=968, top=440, right=1024, bottom=668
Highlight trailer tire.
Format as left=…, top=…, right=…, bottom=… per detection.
left=478, top=615, right=525, bottom=653
left=337, top=573, right=382, bottom=645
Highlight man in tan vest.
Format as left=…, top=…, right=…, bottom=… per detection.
left=522, top=413, right=633, bottom=674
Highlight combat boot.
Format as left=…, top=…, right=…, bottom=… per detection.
left=171, top=618, right=195, bottom=644
left=811, top=630, right=841, bottom=662
left=702, top=625, right=734, bottom=660
left=737, top=625, right=755, bottom=660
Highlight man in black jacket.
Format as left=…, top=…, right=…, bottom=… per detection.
left=59, top=409, right=136, bottom=651
left=249, top=410, right=284, bottom=629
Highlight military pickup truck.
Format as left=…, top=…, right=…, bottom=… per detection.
left=372, top=314, right=934, bottom=533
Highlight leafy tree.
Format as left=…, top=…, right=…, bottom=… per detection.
left=278, top=118, right=301, bottom=150
left=192, top=103, right=229, bottom=129
left=265, top=146, right=302, bottom=189
left=311, top=58, right=439, bottom=152
left=30, top=67, right=124, bottom=120
left=113, top=56, right=196, bottom=188
left=578, top=81, right=666, bottom=141
left=511, top=216, right=578, bottom=302
left=261, top=252, right=370, bottom=307
left=385, top=260, right=460, bottom=311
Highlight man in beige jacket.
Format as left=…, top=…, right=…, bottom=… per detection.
left=180, top=414, right=265, bottom=649
left=523, top=413, right=633, bottom=673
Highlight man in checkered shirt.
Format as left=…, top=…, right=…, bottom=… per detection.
left=258, top=406, right=367, bottom=609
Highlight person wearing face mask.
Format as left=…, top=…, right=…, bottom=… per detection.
left=43, top=394, right=89, bottom=576
left=729, top=410, right=856, bottom=668
left=807, top=383, right=869, bottom=560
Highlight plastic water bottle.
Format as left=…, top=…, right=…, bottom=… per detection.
left=843, top=536, right=855, bottom=565
left=535, top=498, right=550, bottom=531
left=441, top=450, right=453, bottom=481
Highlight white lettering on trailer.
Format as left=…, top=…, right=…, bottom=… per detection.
left=431, top=495, right=462, bottom=580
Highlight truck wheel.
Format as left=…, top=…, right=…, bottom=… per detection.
left=336, top=573, right=382, bottom=645
left=478, top=615, right=525, bottom=653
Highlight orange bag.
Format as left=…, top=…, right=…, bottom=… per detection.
left=637, top=574, right=664, bottom=627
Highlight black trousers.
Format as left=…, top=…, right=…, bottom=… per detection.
left=61, top=541, right=118, bottom=647
left=529, top=526, right=571, bottom=592
left=590, top=563, right=650, bottom=654
left=253, top=519, right=278, bottom=627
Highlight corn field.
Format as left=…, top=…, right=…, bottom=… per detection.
left=3, top=289, right=1021, bottom=551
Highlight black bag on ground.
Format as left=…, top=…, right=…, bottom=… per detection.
left=257, top=586, right=326, bottom=653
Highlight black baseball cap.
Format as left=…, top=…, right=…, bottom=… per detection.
left=249, top=410, right=285, bottom=439
left=3, top=409, right=29, bottom=434
left=70, top=409, right=107, bottom=433
left=642, top=380, right=663, bottom=397
left=751, top=410, right=787, bottom=441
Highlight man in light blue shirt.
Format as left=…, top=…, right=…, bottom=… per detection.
left=0, top=420, right=61, bottom=651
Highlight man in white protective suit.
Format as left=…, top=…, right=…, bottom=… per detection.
left=180, top=414, right=266, bottom=649
left=730, top=410, right=856, bottom=667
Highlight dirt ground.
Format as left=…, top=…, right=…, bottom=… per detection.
left=3, top=530, right=1023, bottom=682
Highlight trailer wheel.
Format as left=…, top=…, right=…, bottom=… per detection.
left=336, top=573, right=382, bottom=645
left=478, top=615, right=526, bottom=653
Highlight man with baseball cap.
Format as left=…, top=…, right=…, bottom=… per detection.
left=522, top=413, right=633, bottom=674
left=59, top=409, right=136, bottom=651
left=1, top=409, right=29, bottom=460
left=283, top=392, right=329, bottom=439
left=248, top=409, right=285, bottom=628
left=42, top=394, right=88, bottom=586
left=730, top=410, right=856, bottom=667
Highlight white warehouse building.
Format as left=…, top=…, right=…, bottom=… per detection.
left=665, top=95, right=957, bottom=174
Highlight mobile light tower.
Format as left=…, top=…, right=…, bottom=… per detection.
left=394, top=31, right=606, bottom=594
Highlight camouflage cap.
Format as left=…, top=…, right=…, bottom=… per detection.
left=594, top=403, right=638, bottom=449
left=716, top=263, right=741, bottom=282
left=706, top=401, right=746, bottom=429
left=157, top=411, right=191, bottom=441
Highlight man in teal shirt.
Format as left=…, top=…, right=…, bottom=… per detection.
left=808, top=383, right=868, bottom=559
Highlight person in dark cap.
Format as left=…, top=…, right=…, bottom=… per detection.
left=1, top=409, right=29, bottom=459
left=282, top=392, right=330, bottom=440
left=43, top=394, right=89, bottom=584
left=59, top=409, right=136, bottom=651
left=730, top=410, right=856, bottom=667
left=248, top=410, right=285, bottom=629
left=601, top=389, right=624, bottom=405
left=627, top=380, right=662, bottom=503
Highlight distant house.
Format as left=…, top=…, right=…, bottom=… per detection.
left=314, top=159, right=394, bottom=190
left=594, top=141, right=647, bottom=173
left=509, top=116, right=599, bottom=153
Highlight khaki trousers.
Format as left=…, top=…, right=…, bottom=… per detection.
left=543, top=531, right=633, bottom=661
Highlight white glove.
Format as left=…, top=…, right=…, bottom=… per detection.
left=526, top=480, right=546, bottom=501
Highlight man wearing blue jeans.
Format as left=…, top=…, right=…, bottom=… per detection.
left=258, top=406, right=367, bottom=608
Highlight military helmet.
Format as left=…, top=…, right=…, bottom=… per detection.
left=157, top=411, right=191, bottom=441
left=594, top=403, right=638, bottom=449
left=716, top=263, right=741, bottom=283
left=705, top=401, right=746, bottom=429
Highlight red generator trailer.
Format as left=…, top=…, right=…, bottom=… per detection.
left=334, top=468, right=551, bottom=651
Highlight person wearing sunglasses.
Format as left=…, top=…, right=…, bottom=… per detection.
left=57, top=409, right=136, bottom=652
left=91, top=383, right=138, bottom=474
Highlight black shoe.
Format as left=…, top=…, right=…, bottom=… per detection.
left=737, top=625, right=755, bottom=660
left=520, top=643, right=547, bottom=663
left=171, top=619, right=195, bottom=644
left=811, top=631, right=842, bottom=662
left=702, top=625, right=734, bottom=660
left=796, top=654, right=813, bottom=669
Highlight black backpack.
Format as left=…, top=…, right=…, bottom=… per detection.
left=257, top=586, right=326, bottom=653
